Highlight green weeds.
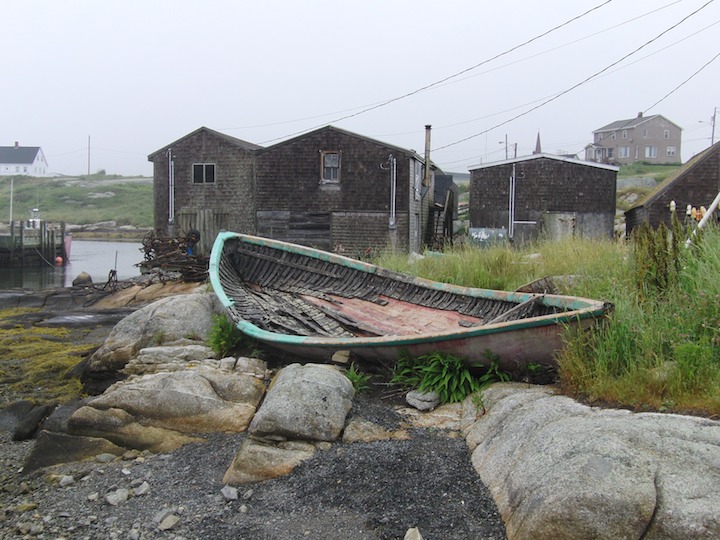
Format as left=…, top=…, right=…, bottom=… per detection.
left=345, top=363, right=371, bottom=393
left=208, top=314, right=245, bottom=357
left=391, top=351, right=508, bottom=404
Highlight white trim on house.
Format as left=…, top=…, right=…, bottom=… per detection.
left=468, top=152, right=620, bottom=172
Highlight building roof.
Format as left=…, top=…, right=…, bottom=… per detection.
left=626, top=141, right=720, bottom=211
left=148, top=124, right=444, bottom=172
left=593, top=113, right=682, bottom=134
left=147, top=126, right=263, bottom=159
left=0, top=146, right=41, bottom=164
left=260, top=125, right=438, bottom=166
left=468, top=152, right=619, bottom=172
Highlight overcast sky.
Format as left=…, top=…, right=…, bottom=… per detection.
left=4, top=0, right=719, bottom=176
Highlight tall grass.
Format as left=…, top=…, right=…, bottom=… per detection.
left=377, top=225, right=720, bottom=417
left=559, top=221, right=720, bottom=416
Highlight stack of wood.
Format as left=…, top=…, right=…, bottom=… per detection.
left=140, top=231, right=209, bottom=282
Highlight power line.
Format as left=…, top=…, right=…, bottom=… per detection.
left=258, top=0, right=615, bottom=145
left=433, top=0, right=716, bottom=153
left=223, top=1, right=685, bottom=137
left=438, top=40, right=720, bottom=168
left=643, top=51, right=720, bottom=114
left=424, top=1, right=686, bottom=94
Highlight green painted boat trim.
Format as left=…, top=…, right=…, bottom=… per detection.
left=209, top=231, right=610, bottom=352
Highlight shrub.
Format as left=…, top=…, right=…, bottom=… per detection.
left=208, top=314, right=244, bottom=357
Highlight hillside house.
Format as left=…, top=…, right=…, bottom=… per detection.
left=0, top=142, right=50, bottom=176
left=148, top=125, right=444, bottom=256
left=469, top=154, right=618, bottom=242
left=585, top=113, right=682, bottom=165
left=625, top=141, right=720, bottom=235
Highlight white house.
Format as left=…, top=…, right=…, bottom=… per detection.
left=0, top=142, right=50, bottom=176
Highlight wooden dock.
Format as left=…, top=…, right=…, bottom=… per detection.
left=0, top=220, right=71, bottom=266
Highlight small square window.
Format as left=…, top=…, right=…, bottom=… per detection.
left=622, top=130, right=628, bottom=139
left=193, top=163, right=216, bottom=184
left=667, top=146, right=677, bottom=157
left=664, top=130, right=670, bottom=139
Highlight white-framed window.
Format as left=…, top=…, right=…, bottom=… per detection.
left=414, top=161, right=423, bottom=201
left=645, top=146, right=657, bottom=158
left=320, top=151, right=340, bottom=183
left=622, top=130, right=628, bottom=139
left=607, top=148, right=614, bottom=159
left=643, top=129, right=648, bottom=138
left=619, top=146, right=630, bottom=158
left=664, top=130, right=670, bottom=139
left=667, top=146, right=677, bottom=157
left=610, top=132, right=616, bottom=140
left=192, top=163, right=216, bottom=184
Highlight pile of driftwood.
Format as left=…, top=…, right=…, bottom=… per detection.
left=140, top=231, right=209, bottom=282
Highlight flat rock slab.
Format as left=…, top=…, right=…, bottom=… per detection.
left=466, top=383, right=720, bottom=540
left=37, top=310, right=134, bottom=328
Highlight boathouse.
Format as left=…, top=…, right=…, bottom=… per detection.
left=469, top=153, right=618, bottom=242
left=149, top=126, right=448, bottom=256
left=625, top=141, right=720, bottom=235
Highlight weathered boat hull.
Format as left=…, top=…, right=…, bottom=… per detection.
left=210, top=232, right=611, bottom=369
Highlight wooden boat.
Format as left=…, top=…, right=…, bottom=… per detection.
left=209, top=232, right=612, bottom=370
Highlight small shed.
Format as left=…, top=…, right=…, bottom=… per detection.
left=469, top=154, right=618, bottom=242
left=625, top=141, right=720, bottom=235
left=148, top=127, right=262, bottom=255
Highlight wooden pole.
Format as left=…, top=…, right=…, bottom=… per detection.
left=19, top=220, right=25, bottom=265
left=10, top=220, right=15, bottom=262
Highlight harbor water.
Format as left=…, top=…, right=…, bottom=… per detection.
left=0, top=240, right=144, bottom=290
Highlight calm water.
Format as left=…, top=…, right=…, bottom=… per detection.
left=0, top=240, right=144, bottom=290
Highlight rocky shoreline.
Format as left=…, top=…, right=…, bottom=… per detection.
left=2, top=282, right=720, bottom=539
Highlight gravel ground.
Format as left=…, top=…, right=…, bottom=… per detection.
left=0, top=394, right=507, bottom=540
left=0, top=290, right=507, bottom=539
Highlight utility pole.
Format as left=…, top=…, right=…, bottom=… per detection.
left=87, top=135, right=91, bottom=175
left=711, top=107, right=717, bottom=145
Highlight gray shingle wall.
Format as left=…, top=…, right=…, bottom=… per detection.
left=470, top=157, right=617, bottom=239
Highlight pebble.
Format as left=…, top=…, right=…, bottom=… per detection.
left=158, top=514, right=180, bottom=530
left=59, top=475, right=75, bottom=487
left=105, top=488, right=129, bottom=506
left=220, top=485, right=238, bottom=501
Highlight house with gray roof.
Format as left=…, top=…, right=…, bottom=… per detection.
left=0, top=142, right=50, bottom=176
left=585, top=113, right=682, bottom=165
